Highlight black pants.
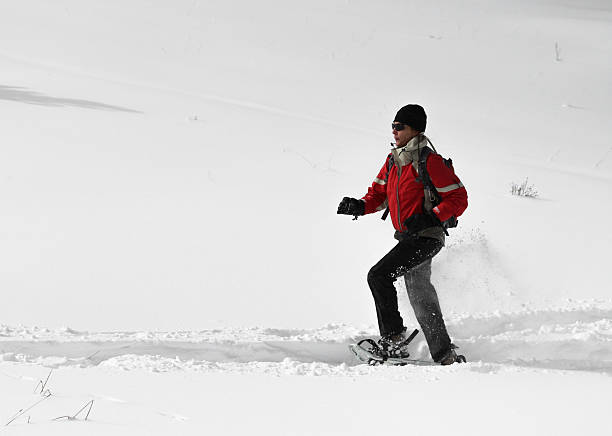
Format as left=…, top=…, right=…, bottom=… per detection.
left=367, top=237, right=451, bottom=362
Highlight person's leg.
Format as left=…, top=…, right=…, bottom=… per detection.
left=404, top=258, right=451, bottom=362
left=367, top=237, right=443, bottom=337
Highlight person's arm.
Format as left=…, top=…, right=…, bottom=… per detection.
left=337, top=155, right=391, bottom=217
left=360, top=155, right=392, bottom=215
left=426, top=154, right=468, bottom=221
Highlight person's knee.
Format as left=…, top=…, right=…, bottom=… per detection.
left=367, top=265, right=390, bottom=289
left=367, top=266, right=379, bottom=287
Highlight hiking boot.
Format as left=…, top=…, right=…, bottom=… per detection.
left=439, top=345, right=467, bottom=365
left=378, top=328, right=411, bottom=358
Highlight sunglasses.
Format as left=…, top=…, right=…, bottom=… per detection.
left=392, top=123, right=408, bottom=131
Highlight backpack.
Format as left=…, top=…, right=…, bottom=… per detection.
left=381, top=139, right=459, bottom=235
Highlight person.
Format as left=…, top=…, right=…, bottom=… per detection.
left=337, top=104, right=468, bottom=365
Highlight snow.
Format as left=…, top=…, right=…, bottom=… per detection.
left=1, top=305, right=610, bottom=434
left=0, top=0, right=611, bottom=434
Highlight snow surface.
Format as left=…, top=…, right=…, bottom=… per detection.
left=0, top=0, right=611, bottom=434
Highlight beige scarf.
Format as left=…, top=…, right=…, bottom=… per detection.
left=391, top=134, right=429, bottom=170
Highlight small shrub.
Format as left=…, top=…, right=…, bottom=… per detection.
left=511, top=178, right=538, bottom=198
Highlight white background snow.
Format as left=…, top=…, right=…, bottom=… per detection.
left=0, top=0, right=610, bottom=434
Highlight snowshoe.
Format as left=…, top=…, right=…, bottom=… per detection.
left=349, top=329, right=431, bottom=366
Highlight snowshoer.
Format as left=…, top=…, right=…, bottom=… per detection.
left=338, top=104, right=468, bottom=365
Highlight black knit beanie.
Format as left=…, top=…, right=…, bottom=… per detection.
left=394, top=104, right=427, bottom=132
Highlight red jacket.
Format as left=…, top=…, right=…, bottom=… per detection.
left=361, top=149, right=468, bottom=233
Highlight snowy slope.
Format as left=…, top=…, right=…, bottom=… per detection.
left=0, top=0, right=611, bottom=434
left=1, top=315, right=611, bottom=435
left=0, top=0, right=610, bottom=330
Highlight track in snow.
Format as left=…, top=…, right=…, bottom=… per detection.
left=1, top=305, right=610, bottom=374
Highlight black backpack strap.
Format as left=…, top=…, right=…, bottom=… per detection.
left=416, top=147, right=440, bottom=212
left=416, top=146, right=450, bottom=236
left=385, top=153, right=394, bottom=182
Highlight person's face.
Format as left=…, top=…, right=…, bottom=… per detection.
left=392, top=122, right=420, bottom=147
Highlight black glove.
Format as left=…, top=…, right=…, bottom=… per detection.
left=337, top=197, right=365, bottom=216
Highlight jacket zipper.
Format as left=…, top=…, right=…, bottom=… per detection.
left=396, top=165, right=402, bottom=232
